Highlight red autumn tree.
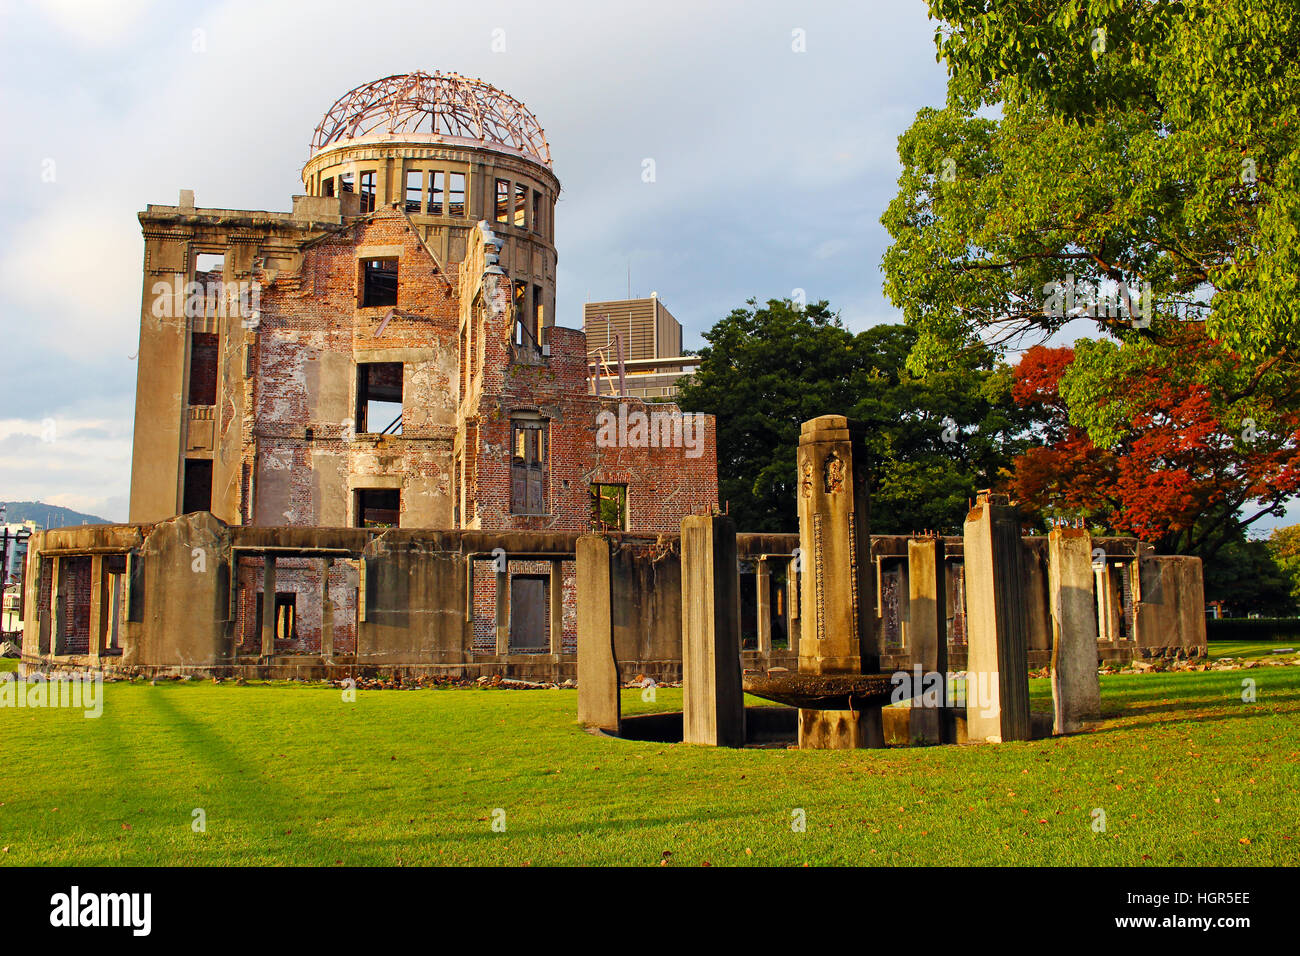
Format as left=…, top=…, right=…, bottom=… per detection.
left=1007, top=326, right=1300, bottom=559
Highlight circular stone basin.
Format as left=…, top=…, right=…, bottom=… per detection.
left=742, top=672, right=905, bottom=710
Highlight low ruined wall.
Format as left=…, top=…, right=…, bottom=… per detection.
left=21, top=518, right=1196, bottom=678
left=1135, top=555, right=1207, bottom=658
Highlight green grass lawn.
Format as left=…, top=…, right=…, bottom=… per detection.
left=1, top=667, right=1297, bottom=867
left=1207, top=639, right=1300, bottom=662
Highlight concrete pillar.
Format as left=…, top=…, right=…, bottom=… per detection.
left=494, top=567, right=509, bottom=655
left=320, top=558, right=334, bottom=661
left=576, top=535, right=619, bottom=733
left=1048, top=527, right=1101, bottom=733
left=681, top=515, right=745, bottom=747
left=907, top=537, right=948, bottom=743
left=755, top=558, right=772, bottom=656
left=88, top=555, right=105, bottom=665
left=549, top=559, right=564, bottom=656
left=1095, top=564, right=1118, bottom=641
left=785, top=557, right=800, bottom=653
left=260, top=554, right=276, bottom=659
left=795, top=415, right=880, bottom=749
left=962, top=491, right=1031, bottom=743
left=49, top=556, right=63, bottom=656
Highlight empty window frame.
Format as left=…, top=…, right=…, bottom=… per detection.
left=255, top=591, right=298, bottom=643
left=590, top=483, right=628, bottom=531
left=361, top=257, right=398, bottom=308
left=188, top=331, right=219, bottom=405
left=510, top=419, right=547, bottom=515
left=355, top=488, right=400, bottom=528
left=449, top=172, right=466, bottom=216
left=183, top=458, right=213, bottom=514
left=359, top=170, right=376, bottom=212
left=495, top=178, right=510, bottom=223
left=427, top=170, right=444, bottom=215
left=355, top=362, right=403, bottom=434
left=339, top=171, right=354, bottom=193
left=533, top=283, right=544, bottom=334
left=512, top=282, right=532, bottom=347
left=514, top=182, right=527, bottom=227
left=405, top=170, right=422, bottom=213
left=532, top=190, right=541, bottom=233
left=322, top=176, right=335, bottom=198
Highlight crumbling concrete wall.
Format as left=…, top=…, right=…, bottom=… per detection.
left=1135, top=554, right=1207, bottom=658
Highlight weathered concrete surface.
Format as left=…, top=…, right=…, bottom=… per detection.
left=576, top=534, right=619, bottom=732
left=359, top=535, right=468, bottom=665
left=1135, top=552, right=1207, bottom=658
left=130, top=512, right=230, bottom=669
left=680, top=516, right=744, bottom=746
left=1048, top=527, right=1101, bottom=733
left=798, top=709, right=883, bottom=749
left=962, top=492, right=1031, bottom=743
left=907, top=537, right=948, bottom=743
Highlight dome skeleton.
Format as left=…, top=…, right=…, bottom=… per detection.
left=310, top=71, right=552, bottom=167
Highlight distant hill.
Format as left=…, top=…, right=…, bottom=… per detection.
left=1, top=501, right=112, bottom=529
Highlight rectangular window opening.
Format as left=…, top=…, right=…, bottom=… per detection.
left=188, top=331, right=219, bottom=406
left=495, top=179, right=510, bottom=223
left=514, top=182, right=527, bottom=227
left=449, top=172, right=466, bottom=217
left=183, top=458, right=213, bottom=514
left=355, top=361, right=403, bottom=434
left=361, top=257, right=398, bottom=308
left=405, top=170, right=422, bottom=213
left=322, top=176, right=335, bottom=198
left=510, top=420, right=547, bottom=515
left=590, top=484, right=628, bottom=531
left=339, top=171, right=354, bottom=193
left=427, top=170, right=444, bottom=215
left=532, top=190, right=541, bottom=233
left=359, top=170, right=376, bottom=213
left=355, top=488, right=400, bottom=528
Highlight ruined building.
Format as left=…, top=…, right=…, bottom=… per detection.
left=21, top=72, right=717, bottom=673
left=18, top=73, right=1206, bottom=682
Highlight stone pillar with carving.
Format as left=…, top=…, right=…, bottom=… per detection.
left=795, top=415, right=880, bottom=747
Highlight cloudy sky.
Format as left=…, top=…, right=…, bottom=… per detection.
left=0, top=0, right=1294, bottom=532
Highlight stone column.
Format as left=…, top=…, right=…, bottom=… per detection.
left=962, top=491, right=1031, bottom=743
left=549, top=559, right=564, bottom=657
left=49, top=556, right=63, bottom=655
left=88, top=554, right=105, bottom=666
left=681, top=515, right=745, bottom=747
left=907, top=537, right=948, bottom=743
left=260, top=554, right=276, bottom=659
left=320, top=558, right=334, bottom=661
left=1048, top=527, right=1101, bottom=733
left=494, top=566, right=509, bottom=655
left=785, top=557, right=800, bottom=654
left=795, top=415, right=880, bottom=749
left=576, top=535, right=619, bottom=732
left=755, top=558, right=772, bottom=657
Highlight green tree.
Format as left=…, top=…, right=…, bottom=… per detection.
left=1267, top=525, right=1300, bottom=610
left=676, top=299, right=1028, bottom=533
left=883, top=0, right=1300, bottom=372
left=1203, top=532, right=1298, bottom=617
